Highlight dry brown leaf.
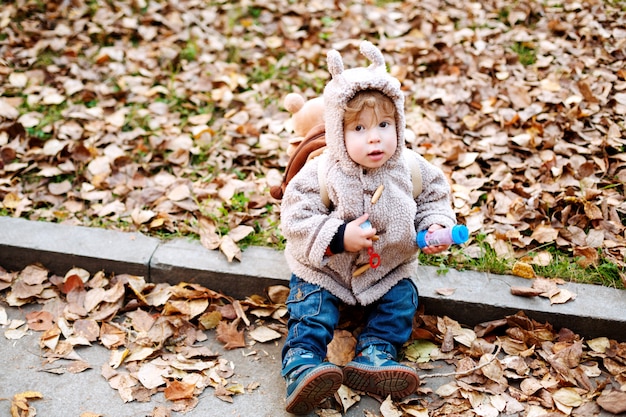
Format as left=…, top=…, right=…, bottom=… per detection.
left=164, top=380, right=196, bottom=401
left=73, top=319, right=100, bottom=342
left=266, top=285, right=289, bottom=304
left=100, top=322, right=126, bottom=349
left=67, top=360, right=92, bottom=374
left=25, top=310, right=54, bottom=331
left=327, top=329, right=357, bottom=367
left=19, top=265, right=48, bottom=286
left=216, top=319, right=246, bottom=350
left=597, top=390, right=626, bottom=414
left=219, top=235, right=242, bottom=262
left=248, top=326, right=281, bottom=343
left=435, top=287, right=456, bottom=296
left=548, top=288, right=577, bottom=304
left=198, top=311, right=222, bottom=330
left=214, top=384, right=235, bottom=403
left=228, top=225, right=255, bottom=242
left=510, top=286, right=543, bottom=297
left=151, top=406, right=172, bottom=417
left=229, top=300, right=249, bottom=327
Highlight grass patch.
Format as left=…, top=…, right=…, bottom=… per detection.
left=511, top=42, right=537, bottom=66
left=418, top=234, right=625, bottom=289
left=180, top=39, right=199, bottom=62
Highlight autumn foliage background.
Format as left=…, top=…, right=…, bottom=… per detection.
left=1, top=1, right=626, bottom=416
left=0, top=1, right=626, bottom=269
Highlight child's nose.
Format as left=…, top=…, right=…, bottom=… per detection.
left=367, top=130, right=380, bottom=143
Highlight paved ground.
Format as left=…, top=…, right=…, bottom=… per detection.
left=1, top=300, right=462, bottom=417
left=1, top=216, right=625, bottom=416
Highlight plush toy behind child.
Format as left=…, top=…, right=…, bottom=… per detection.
left=283, top=93, right=324, bottom=156
left=270, top=94, right=327, bottom=201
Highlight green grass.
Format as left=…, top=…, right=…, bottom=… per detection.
left=511, top=42, right=537, bottom=66
left=418, top=233, right=624, bottom=289
left=240, top=215, right=285, bottom=250
left=18, top=101, right=68, bottom=140
left=180, top=39, right=199, bottom=62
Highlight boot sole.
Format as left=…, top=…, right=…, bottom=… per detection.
left=343, top=362, right=419, bottom=399
left=285, top=364, right=343, bottom=415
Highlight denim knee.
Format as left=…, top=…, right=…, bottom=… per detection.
left=281, top=275, right=340, bottom=368
left=356, top=278, right=419, bottom=355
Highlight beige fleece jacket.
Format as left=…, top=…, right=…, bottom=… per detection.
left=280, top=41, right=456, bottom=306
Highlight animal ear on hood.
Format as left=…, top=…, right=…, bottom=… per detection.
left=327, top=49, right=344, bottom=78
left=359, top=40, right=385, bottom=70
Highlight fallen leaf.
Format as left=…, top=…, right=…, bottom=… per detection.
left=380, top=395, right=403, bottom=417
left=163, top=380, right=195, bottom=401
left=404, top=340, right=438, bottom=363
left=510, top=286, right=543, bottom=297
left=25, top=310, right=54, bottom=331
left=586, top=337, right=610, bottom=353
left=11, top=391, right=43, bottom=417
left=511, top=262, right=535, bottom=279
left=549, top=288, right=577, bottom=304
left=248, top=326, right=282, bottom=343
left=597, top=390, right=626, bottom=414
left=327, top=329, right=357, bottom=366
left=216, top=319, right=246, bottom=350
left=67, top=360, right=92, bottom=374
left=436, top=287, right=456, bottom=296
left=219, top=235, right=242, bottom=262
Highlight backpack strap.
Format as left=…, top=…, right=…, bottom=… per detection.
left=403, top=148, right=423, bottom=198
left=269, top=126, right=326, bottom=201
left=317, top=152, right=330, bottom=208
left=317, top=148, right=423, bottom=209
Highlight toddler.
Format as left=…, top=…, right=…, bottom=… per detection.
left=280, top=41, right=457, bottom=414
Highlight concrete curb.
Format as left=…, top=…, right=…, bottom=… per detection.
left=1, top=216, right=625, bottom=341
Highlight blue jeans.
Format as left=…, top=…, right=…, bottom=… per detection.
left=281, top=274, right=419, bottom=376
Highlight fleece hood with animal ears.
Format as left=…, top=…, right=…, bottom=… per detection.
left=323, top=41, right=406, bottom=172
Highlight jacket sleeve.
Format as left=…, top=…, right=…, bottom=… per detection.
left=280, top=158, right=345, bottom=267
left=413, top=154, right=457, bottom=232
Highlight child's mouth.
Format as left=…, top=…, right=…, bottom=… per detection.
left=368, top=150, right=384, bottom=160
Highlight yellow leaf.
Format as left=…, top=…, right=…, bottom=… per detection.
left=587, top=337, right=610, bottom=353
left=2, top=192, right=21, bottom=209
left=14, top=392, right=43, bottom=402
left=511, top=261, right=535, bottom=279
left=11, top=391, right=43, bottom=417
left=108, top=348, right=130, bottom=369
left=552, top=387, right=583, bottom=408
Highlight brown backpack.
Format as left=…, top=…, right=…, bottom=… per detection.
left=270, top=125, right=423, bottom=207
left=270, top=123, right=326, bottom=201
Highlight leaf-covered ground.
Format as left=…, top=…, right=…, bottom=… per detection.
left=2, top=2, right=626, bottom=416
left=0, top=0, right=625, bottom=277
left=2, top=263, right=626, bottom=417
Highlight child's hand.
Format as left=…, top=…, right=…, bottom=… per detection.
left=421, top=224, right=450, bottom=255
left=344, top=214, right=376, bottom=253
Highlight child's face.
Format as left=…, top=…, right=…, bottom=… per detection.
left=344, top=107, right=398, bottom=169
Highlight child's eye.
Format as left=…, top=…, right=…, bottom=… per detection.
left=355, top=125, right=364, bottom=132
left=379, top=121, right=390, bottom=128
